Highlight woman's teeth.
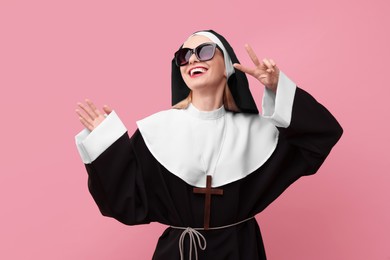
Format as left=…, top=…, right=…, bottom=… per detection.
left=190, top=67, right=207, bottom=76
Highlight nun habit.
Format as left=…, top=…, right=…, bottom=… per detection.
left=75, top=30, right=343, bottom=259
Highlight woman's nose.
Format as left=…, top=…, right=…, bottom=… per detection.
left=188, top=53, right=199, bottom=64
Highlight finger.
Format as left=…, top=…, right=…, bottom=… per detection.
left=75, top=108, right=84, bottom=118
left=78, top=102, right=95, bottom=120
left=103, top=105, right=113, bottom=115
left=79, top=116, right=93, bottom=131
left=245, top=44, right=261, bottom=67
left=233, top=63, right=256, bottom=76
left=76, top=108, right=91, bottom=122
left=262, top=59, right=275, bottom=72
left=85, top=99, right=101, bottom=117
left=269, top=59, right=276, bottom=67
left=75, top=108, right=95, bottom=126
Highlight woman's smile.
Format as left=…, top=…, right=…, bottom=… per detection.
left=189, top=66, right=208, bottom=78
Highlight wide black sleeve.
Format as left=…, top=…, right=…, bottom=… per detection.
left=85, top=130, right=150, bottom=225
left=277, top=87, right=343, bottom=175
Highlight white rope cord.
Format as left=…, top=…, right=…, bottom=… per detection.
left=171, top=216, right=254, bottom=260
left=178, top=227, right=207, bottom=260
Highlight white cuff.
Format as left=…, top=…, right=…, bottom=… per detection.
left=262, top=71, right=297, bottom=128
left=75, top=111, right=127, bottom=164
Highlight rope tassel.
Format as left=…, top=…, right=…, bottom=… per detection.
left=178, top=227, right=207, bottom=260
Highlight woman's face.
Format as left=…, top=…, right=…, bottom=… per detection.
left=179, top=35, right=227, bottom=93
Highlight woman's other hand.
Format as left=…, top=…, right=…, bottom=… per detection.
left=76, top=99, right=112, bottom=131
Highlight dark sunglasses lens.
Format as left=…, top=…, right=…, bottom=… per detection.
left=175, top=43, right=217, bottom=66
left=176, top=48, right=191, bottom=66
left=196, top=44, right=216, bottom=61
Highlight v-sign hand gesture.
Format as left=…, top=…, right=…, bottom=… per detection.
left=233, top=44, right=279, bottom=92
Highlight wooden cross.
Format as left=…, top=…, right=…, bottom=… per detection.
left=193, top=175, right=224, bottom=230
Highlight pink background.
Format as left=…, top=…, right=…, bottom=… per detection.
left=1, top=0, right=389, bottom=259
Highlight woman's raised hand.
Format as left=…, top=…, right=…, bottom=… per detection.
left=76, top=99, right=112, bottom=131
left=233, top=44, right=279, bottom=92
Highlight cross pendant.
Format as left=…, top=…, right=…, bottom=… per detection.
left=193, top=175, right=224, bottom=230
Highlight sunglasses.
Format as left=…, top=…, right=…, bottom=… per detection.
left=174, top=42, right=222, bottom=67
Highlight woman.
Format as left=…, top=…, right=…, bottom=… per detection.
left=75, top=30, right=343, bottom=260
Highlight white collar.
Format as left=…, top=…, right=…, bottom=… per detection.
left=137, top=107, right=278, bottom=187
left=187, top=103, right=226, bottom=120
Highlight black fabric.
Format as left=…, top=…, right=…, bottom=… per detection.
left=171, top=29, right=259, bottom=114
left=85, top=88, right=343, bottom=259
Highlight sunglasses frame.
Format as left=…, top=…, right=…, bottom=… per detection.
left=174, top=42, right=222, bottom=67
